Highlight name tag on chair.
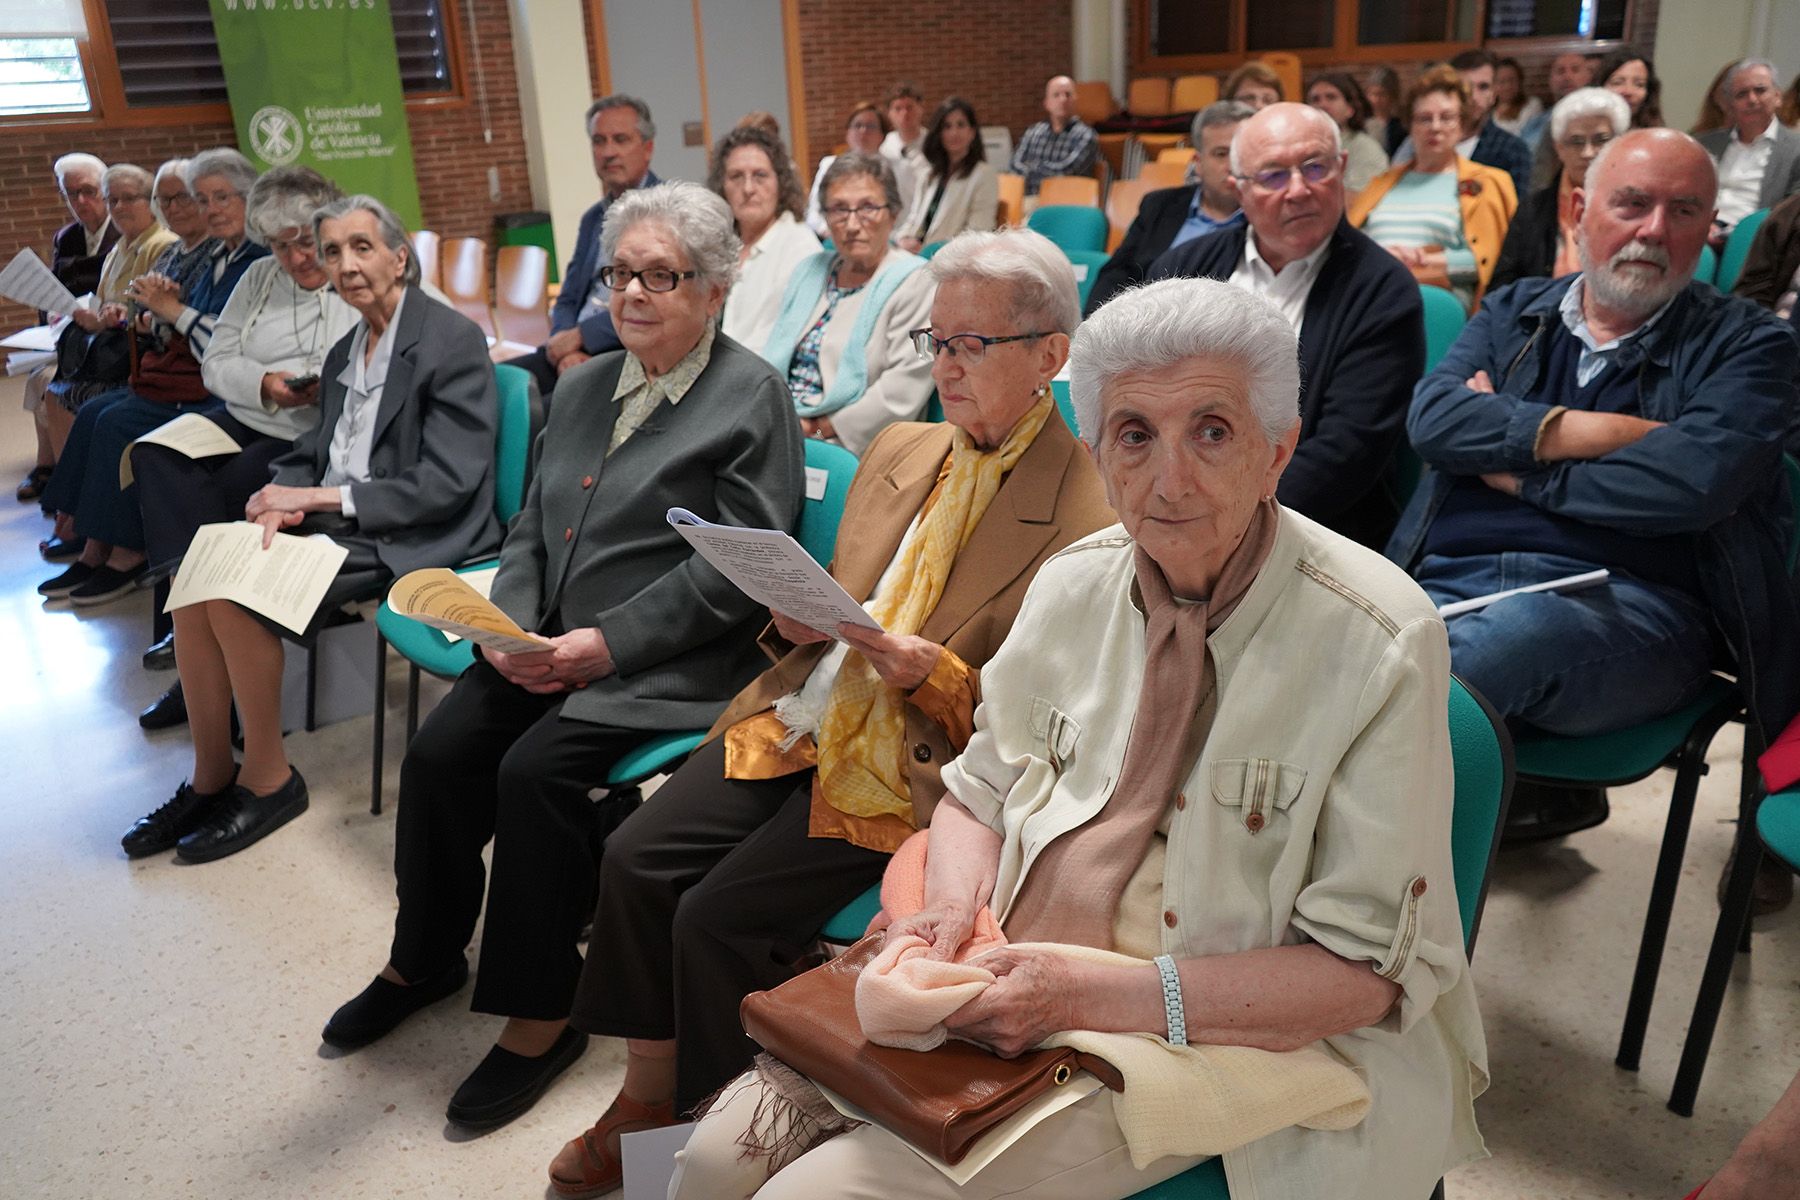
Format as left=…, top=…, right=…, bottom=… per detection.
left=805, top=465, right=829, bottom=501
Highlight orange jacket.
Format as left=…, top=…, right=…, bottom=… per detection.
left=1348, top=156, right=1518, bottom=306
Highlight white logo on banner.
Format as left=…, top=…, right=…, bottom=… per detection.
left=249, top=105, right=305, bottom=165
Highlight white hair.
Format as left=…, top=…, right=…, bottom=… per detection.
left=600, top=180, right=741, bottom=289
left=53, top=152, right=105, bottom=187
left=150, top=158, right=191, bottom=225
left=101, top=163, right=153, bottom=198
left=1071, top=278, right=1300, bottom=445
left=928, top=228, right=1080, bottom=335
left=1550, top=86, right=1631, bottom=143
left=1228, top=104, right=1343, bottom=175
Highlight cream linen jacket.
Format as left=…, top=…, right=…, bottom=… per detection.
left=940, top=508, right=1488, bottom=1200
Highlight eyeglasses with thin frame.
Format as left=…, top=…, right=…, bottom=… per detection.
left=1560, top=132, right=1614, bottom=152
left=823, top=202, right=889, bottom=224
left=1232, top=157, right=1340, bottom=194
left=105, top=192, right=149, bottom=208
left=157, top=191, right=197, bottom=209
left=61, top=184, right=100, bottom=201
left=598, top=265, right=698, bottom=293
left=910, top=328, right=1048, bottom=363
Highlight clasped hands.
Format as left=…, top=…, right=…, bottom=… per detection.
left=484, top=629, right=615, bottom=694
left=769, top=608, right=939, bottom=690
left=1464, top=369, right=1665, bottom=498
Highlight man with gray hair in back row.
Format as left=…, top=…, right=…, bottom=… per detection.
left=1697, top=58, right=1800, bottom=244
left=504, top=93, right=661, bottom=398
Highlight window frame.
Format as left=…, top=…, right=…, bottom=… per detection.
left=1134, top=0, right=1644, bottom=71
left=0, top=0, right=469, bottom=131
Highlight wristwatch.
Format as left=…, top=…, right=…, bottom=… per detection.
left=1154, top=954, right=1187, bottom=1047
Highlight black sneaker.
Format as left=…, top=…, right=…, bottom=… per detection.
left=121, top=773, right=237, bottom=858
left=38, top=562, right=95, bottom=598
left=175, top=769, right=309, bottom=863
left=68, top=562, right=148, bottom=607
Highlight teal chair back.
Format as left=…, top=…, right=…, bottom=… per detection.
left=924, top=391, right=945, bottom=422
left=1027, top=205, right=1109, bottom=254
left=920, top=240, right=947, bottom=259
left=1714, top=208, right=1769, bottom=294
left=799, top=438, right=859, bottom=564
left=493, top=363, right=532, bottom=523
left=1419, top=284, right=1466, bottom=372
left=1063, top=248, right=1111, bottom=311
left=1050, top=378, right=1079, bottom=437
left=1697, top=243, right=1719, bottom=287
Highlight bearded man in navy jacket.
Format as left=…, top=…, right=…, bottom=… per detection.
left=1148, top=103, right=1423, bottom=547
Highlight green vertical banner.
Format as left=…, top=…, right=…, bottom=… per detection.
left=207, top=0, right=423, bottom=231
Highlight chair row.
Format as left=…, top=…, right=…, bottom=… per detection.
left=413, top=231, right=554, bottom=358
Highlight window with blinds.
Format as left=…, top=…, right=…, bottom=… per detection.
left=0, top=0, right=90, bottom=115
left=106, top=0, right=452, bottom=109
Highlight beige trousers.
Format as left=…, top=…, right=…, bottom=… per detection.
left=667, top=1068, right=1206, bottom=1200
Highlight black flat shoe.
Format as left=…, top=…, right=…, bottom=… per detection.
left=322, top=958, right=471, bottom=1050
left=142, top=630, right=176, bottom=671
left=121, top=772, right=237, bottom=858
left=17, top=465, right=52, bottom=501
left=139, top=681, right=188, bottom=730
left=69, top=562, right=148, bottom=607
left=446, top=1026, right=588, bottom=1131
left=175, top=769, right=308, bottom=863
left=39, top=534, right=84, bottom=561
left=1502, top=782, right=1609, bottom=845
left=38, top=562, right=95, bottom=599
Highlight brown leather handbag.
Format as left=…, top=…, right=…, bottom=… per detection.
left=740, top=933, right=1123, bottom=1166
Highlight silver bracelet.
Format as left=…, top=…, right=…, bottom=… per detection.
left=1154, top=954, right=1187, bottom=1047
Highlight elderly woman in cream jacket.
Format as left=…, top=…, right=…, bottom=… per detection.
left=763, top=153, right=935, bottom=455
left=672, top=277, right=1487, bottom=1199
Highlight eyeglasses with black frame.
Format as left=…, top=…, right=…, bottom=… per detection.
left=598, top=265, right=698, bottom=293
left=1233, top=157, right=1340, bottom=193
left=909, top=328, right=1049, bottom=363
left=822, top=202, right=890, bottom=224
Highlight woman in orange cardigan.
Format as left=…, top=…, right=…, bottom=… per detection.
left=1348, top=65, right=1517, bottom=311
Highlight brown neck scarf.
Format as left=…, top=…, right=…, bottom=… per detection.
left=1004, top=500, right=1279, bottom=949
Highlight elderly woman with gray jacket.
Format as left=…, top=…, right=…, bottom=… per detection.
left=323, top=181, right=806, bottom=1135
left=672, top=279, right=1486, bottom=1199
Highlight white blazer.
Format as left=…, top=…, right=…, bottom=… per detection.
left=896, top=159, right=1001, bottom=245
left=722, top=212, right=822, bottom=355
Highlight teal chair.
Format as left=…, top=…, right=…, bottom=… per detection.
left=924, top=390, right=945, bottom=422
left=1027, top=204, right=1109, bottom=254
left=1050, top=378, right=1079, bottom=437
left=819, top=677, right=1512, bottom=1200
left=1713, top=208, right=1768, bottom=294
left=369, top=363, right=534, bottom=813
left=920, top=240, right=947, bottom=260
left=1064, top=248, right=1111, bottom=311
left=1696, top=243, right=1719, bottom=287
left=1391, top=286, right=1471, bottom=508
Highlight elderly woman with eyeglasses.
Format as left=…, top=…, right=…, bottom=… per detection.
left=1491, top=87, right=1633, bottom=291
left=539, top=228, right=1115, bottom=1199
left=667, top=276, right=1486, bottom=1200
left=767, top=152, right=936, bottom=454
left=322, top=181, right=805, bottom=1135
left=1349, top=66, right=1518, bottom=312
left=38, top=147, right=268, bottom=608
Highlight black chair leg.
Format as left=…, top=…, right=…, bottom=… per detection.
left=370, top=629, right=386, bottom=816
left=406, top=663, right=421, bottom=743
left=304, top=642, right=319, bottom=733
left=1669, top=804, right=1764, bottom=1116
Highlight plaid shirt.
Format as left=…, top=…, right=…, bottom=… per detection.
left=1009, top=117, right=1099, bottom=193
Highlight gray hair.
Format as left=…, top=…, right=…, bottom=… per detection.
left=820, top=151, right=903, bottom=214
left=1228, top=104, right=1343, bottom=175
left=1550, top=86, right=1631, bottom=143
left=599, top=180, right=741, bottom=289
left=150, top=158, right=192, bottom=225
left=1070, top=278, right=1300, bottom=445
left=1720, top=58, right=1781, bottom=100
left=53, top=152, right=105, bottom=188
left=1191, top=99, right=1255, bottom=147
left=101, top=163, right=153, bottom=200
left=245, top=165, right=344, bottom=245
left=185, top=147, right=260, bottom=199
left=311, top=194, right=423, bottom=287
left=929, top=228, right=1080, bottom=336
left=588, top=93, right=655, bottom=141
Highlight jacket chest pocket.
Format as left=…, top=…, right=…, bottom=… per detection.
left=1028, top=697, right=1081, bottom=773
left=1210, top=757, right=1307, bottom=834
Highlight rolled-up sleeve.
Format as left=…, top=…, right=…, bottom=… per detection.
left=1288, top=616, right=1466, bottom=1033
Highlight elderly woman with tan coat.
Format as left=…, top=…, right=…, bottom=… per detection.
left=667, top=277, right=1488, bottom=1199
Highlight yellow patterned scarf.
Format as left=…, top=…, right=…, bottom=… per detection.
left=815, top=389, right=1055, bottom=824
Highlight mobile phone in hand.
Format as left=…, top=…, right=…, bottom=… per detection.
left=286, top=373, right=320, bottom=389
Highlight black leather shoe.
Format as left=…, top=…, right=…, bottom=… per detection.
left=446, top=1026, right=588, bottom=1131
left=139, top=681, right=188, bottom=730
left=38, top=561, right=94, bottom=599
left=142, top=630, right=176, bottom=671
left=175, top=768, right=308, bottom=863
left=121, top=773, right=236, bottom=858
left=322, top=959, right=471, bottom=1050
left=1503, top=782, right=1610, bottom=845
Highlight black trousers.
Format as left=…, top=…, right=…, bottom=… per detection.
left=390, top=660, right=647, bottom=1019
left=133, top=411, right=292, bottom=575
left=568, top=737, right=890, bottom=1112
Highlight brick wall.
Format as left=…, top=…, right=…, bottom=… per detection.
left=793, top=0, right=1074, bottom=176
left=0, top=0, right=533, bottom=331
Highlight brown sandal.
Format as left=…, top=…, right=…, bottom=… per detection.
left=549, top=1093, right=677, bottom=1198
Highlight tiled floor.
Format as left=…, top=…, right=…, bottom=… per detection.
left=2, top=379, right=1796, bottom=1199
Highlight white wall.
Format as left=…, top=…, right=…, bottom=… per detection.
left=1655, top=0, right=1790, bottom=132
left=507, top=0, right=596, bottom=274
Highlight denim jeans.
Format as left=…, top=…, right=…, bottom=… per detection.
left=1415, top=552, right=1716, bottom=737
